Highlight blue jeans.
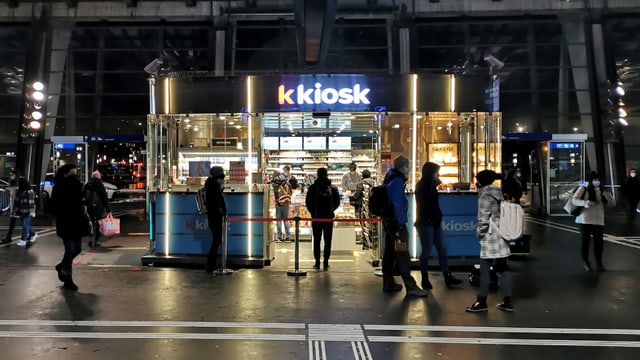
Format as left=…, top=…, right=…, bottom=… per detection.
left=21, top=217, right=33, bottom=241
left=416, top=224, right=449, bottom=274
left=275, top=204, right=291, bottom=239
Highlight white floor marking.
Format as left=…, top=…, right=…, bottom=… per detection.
left=367, top=335, right=640, bottom=347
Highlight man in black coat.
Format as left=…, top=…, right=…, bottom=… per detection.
left=205, top=166, right=227, bottom=273
left=305, top=167, right=340, bottom=270
left=622, top=168, right=640, bottom=221
left=51, top=164, right=86, bottom=291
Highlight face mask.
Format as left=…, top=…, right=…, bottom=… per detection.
left=217, top=179, right=225, bottom=185
left=631, top=173, right=637, bottom=178
left=403, top=167, right=410, bottom=176
left=592, top=181, right=600, bottom=187
left=433, top=173, right=439, bottom=181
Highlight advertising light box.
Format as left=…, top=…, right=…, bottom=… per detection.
left=280, top=137, right=303, bottom=150
left=328, top=137, right=351, bottom=150
left=263, top=137, right=279, bottom=150
left=303, top=137, right=326, bottom=150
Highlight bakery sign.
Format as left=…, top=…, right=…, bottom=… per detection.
left=429, top=144, right=458, bottom=153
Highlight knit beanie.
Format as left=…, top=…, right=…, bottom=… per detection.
left=393, top=155, right=409, bottom=170
left=588, top=171, right=599, bottom=182
left=91, top=170, right=101, bottom=179
left=210, top=166, right=225, bottom=179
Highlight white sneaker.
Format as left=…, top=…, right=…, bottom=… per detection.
left=29, top=233, right=37, bottom=243
left=16, top=240, right=26, bottom=247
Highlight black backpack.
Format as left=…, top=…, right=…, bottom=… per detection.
left=369, top=174, right=398, bottom=217
left=84, top=188, right=104, bottom=219
left=313, top=185, right=334, bottom=218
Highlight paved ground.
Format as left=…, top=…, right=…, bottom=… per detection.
left=0, top=205, right=639, bottom=360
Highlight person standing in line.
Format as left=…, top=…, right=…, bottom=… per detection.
left=305, top=167, right=340, bottom=270
left=502, top=168, right=523, bottom=204
left=415, top=162, right=462, bottom=290
left=15, top=177, right=37, bottom=248
left=466, top=170, right=513, bottom=312
left=381, top=155, right=428, bottom=297
left=51, top=164, right=85, bottom=291
left=83, top=170, right=112, bottom=248
left=272, top=169, right=292, bottom=242
left=352, top=169, right=376, bottom=249
left=622, top=168, right=640, bottom=221
left=571, top=171, right=615, bottom=271
left=205, top=166, right=227, bottom=274
left=1, top=174, right=18, bottom=244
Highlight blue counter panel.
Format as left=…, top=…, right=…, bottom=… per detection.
left=413, top=192, right=480, bottom=258
left=153, top=192, right=264, bottom=257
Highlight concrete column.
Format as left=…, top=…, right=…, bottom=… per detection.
left=398, top=27, right=410, bottom=75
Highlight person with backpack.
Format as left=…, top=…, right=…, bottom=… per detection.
left=205, top=166, right=227, bottom=274
left=83, top=170, right=112, bottom=248
left=380, top=155, right=428, bottom=297
left=466, top=170, right=513, bottom=313
left=352, top=170, right=376, bottom=249
left=415, top=162, right=462, bottom=290
left=51, top=164, right=85, bottom=291
left=272, top=169, right=292, bottom=242
left=502, top=168, right=523, bottom=204
left=571, top=171, right=615, bottom=271
left=305, top=167, right=340, bottom=270
left=15, top=177, right=37, bottom=248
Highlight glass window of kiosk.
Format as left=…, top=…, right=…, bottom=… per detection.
left=147, top=113, right=261, bottom=192
left=417, top=111, right=502, bottom=191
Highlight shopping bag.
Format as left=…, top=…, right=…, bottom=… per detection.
left=98, top=213, right=120, bottom=237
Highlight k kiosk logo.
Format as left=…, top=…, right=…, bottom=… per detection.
left=272, top=74, right=378, bottom=112
left=278, top=83, right=371, bottom=107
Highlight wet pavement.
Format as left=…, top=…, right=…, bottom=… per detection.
left=0, top=204, right=639, bottom=360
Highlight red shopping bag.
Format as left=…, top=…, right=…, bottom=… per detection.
left=98, top=213, right=120, bottom=237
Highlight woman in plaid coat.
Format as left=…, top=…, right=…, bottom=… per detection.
left=466, top=170, right=514, bottom=313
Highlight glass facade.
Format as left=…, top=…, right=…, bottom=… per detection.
left=0, top=6, right=638, bottom=168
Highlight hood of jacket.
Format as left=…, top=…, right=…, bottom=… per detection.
left=313, top=176, right=332, bottom=188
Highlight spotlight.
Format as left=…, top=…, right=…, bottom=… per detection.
left=29, top=120, right=41, bottom=129
left=31, top=110, right=43, bottom=120
left=618, top=118, right=629, bottom=126
left=615, top=86, right=625, bottom=96
left=32, top=81, right=44, bottom=91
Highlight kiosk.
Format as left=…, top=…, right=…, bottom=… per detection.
left=142, top=73, right=501, bottom=267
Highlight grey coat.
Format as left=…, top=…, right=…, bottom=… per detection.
left=477, top=184, right=511, bottom=259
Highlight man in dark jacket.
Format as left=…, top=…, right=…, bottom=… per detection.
left=205, top=166, right=227, bottom=273
left=305, top=167, right=340, bottom=270
left=622, top=168, right=640, bottom=221
left=415, top=162, right=462, bottom=290
left=84, top=170, right=112, bottom=248
left=502, top=168, right=523, bottom=204
left=51, top=164, right=85, bottom=291
left=381, top=155, right=427, bottom=297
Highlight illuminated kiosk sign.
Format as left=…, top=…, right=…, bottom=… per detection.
left=276, top=75, right=372, bottom=112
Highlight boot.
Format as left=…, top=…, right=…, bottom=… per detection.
left=313, top=259, right=320, bottom=270
left=383, top=275, right=402, bottom=292
left=496, top=296, right=514, bottom=312
left=54, top=264, right=64, bottom=282
left=63, top=272, right=79, bottom=291
left=444, top=272, right=462, bottom=287
left=421, top=273, right=433, bottom=290
left=466, top=296, right=488, bottom=313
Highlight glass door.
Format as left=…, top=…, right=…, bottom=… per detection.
left=547, top=141, right=585, bottom=215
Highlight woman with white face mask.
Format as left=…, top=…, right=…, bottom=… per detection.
left=622, top=168, right=640, bottom=221
left=571, top=171, right=615, bottom=271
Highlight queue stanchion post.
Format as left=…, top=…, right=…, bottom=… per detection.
left=287, top=213, right=307, bottom=276
left=215, top=217, right=234, bottom=275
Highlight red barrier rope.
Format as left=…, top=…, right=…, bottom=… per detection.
left=226, top=217, right=381, bottom=223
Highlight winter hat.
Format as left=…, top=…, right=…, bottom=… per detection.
left=56, top=164, right=77, bottom=177
left=476, top=169, right=499, bottom=187
left=393, top=155, right=410, bottom=170
left=91, top=170, right=101, bottom=179
left=210, top=166, right=225, bottom=179
left=588, top=171, right=600, bottom=182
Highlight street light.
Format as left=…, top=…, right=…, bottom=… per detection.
left=23, top=80, right=46, bottom=133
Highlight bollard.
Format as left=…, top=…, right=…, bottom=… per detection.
left=215, top=217, right=234, bottom=275
left=287, top=213, right=307, bottom=276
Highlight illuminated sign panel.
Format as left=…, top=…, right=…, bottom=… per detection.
left=278, top=83, right=371, bottom=106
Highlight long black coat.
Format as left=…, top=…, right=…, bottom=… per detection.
left=51, top=173, right=86, bottom=239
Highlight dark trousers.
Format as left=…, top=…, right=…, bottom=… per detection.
left=312, top=221, right=333, bottom=263
left=382, top=221, right=418, bottom=290
left=628, top=197, right=639, bottom=220
left=581, top=223, right=604, bottom=264
left=3, top=216, right=17, bottom=240
left=58, top=237, right=82, bottom=275
left=207, top=216, right=223, bottom=270
left=478, top=257, right=512, bottom=298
